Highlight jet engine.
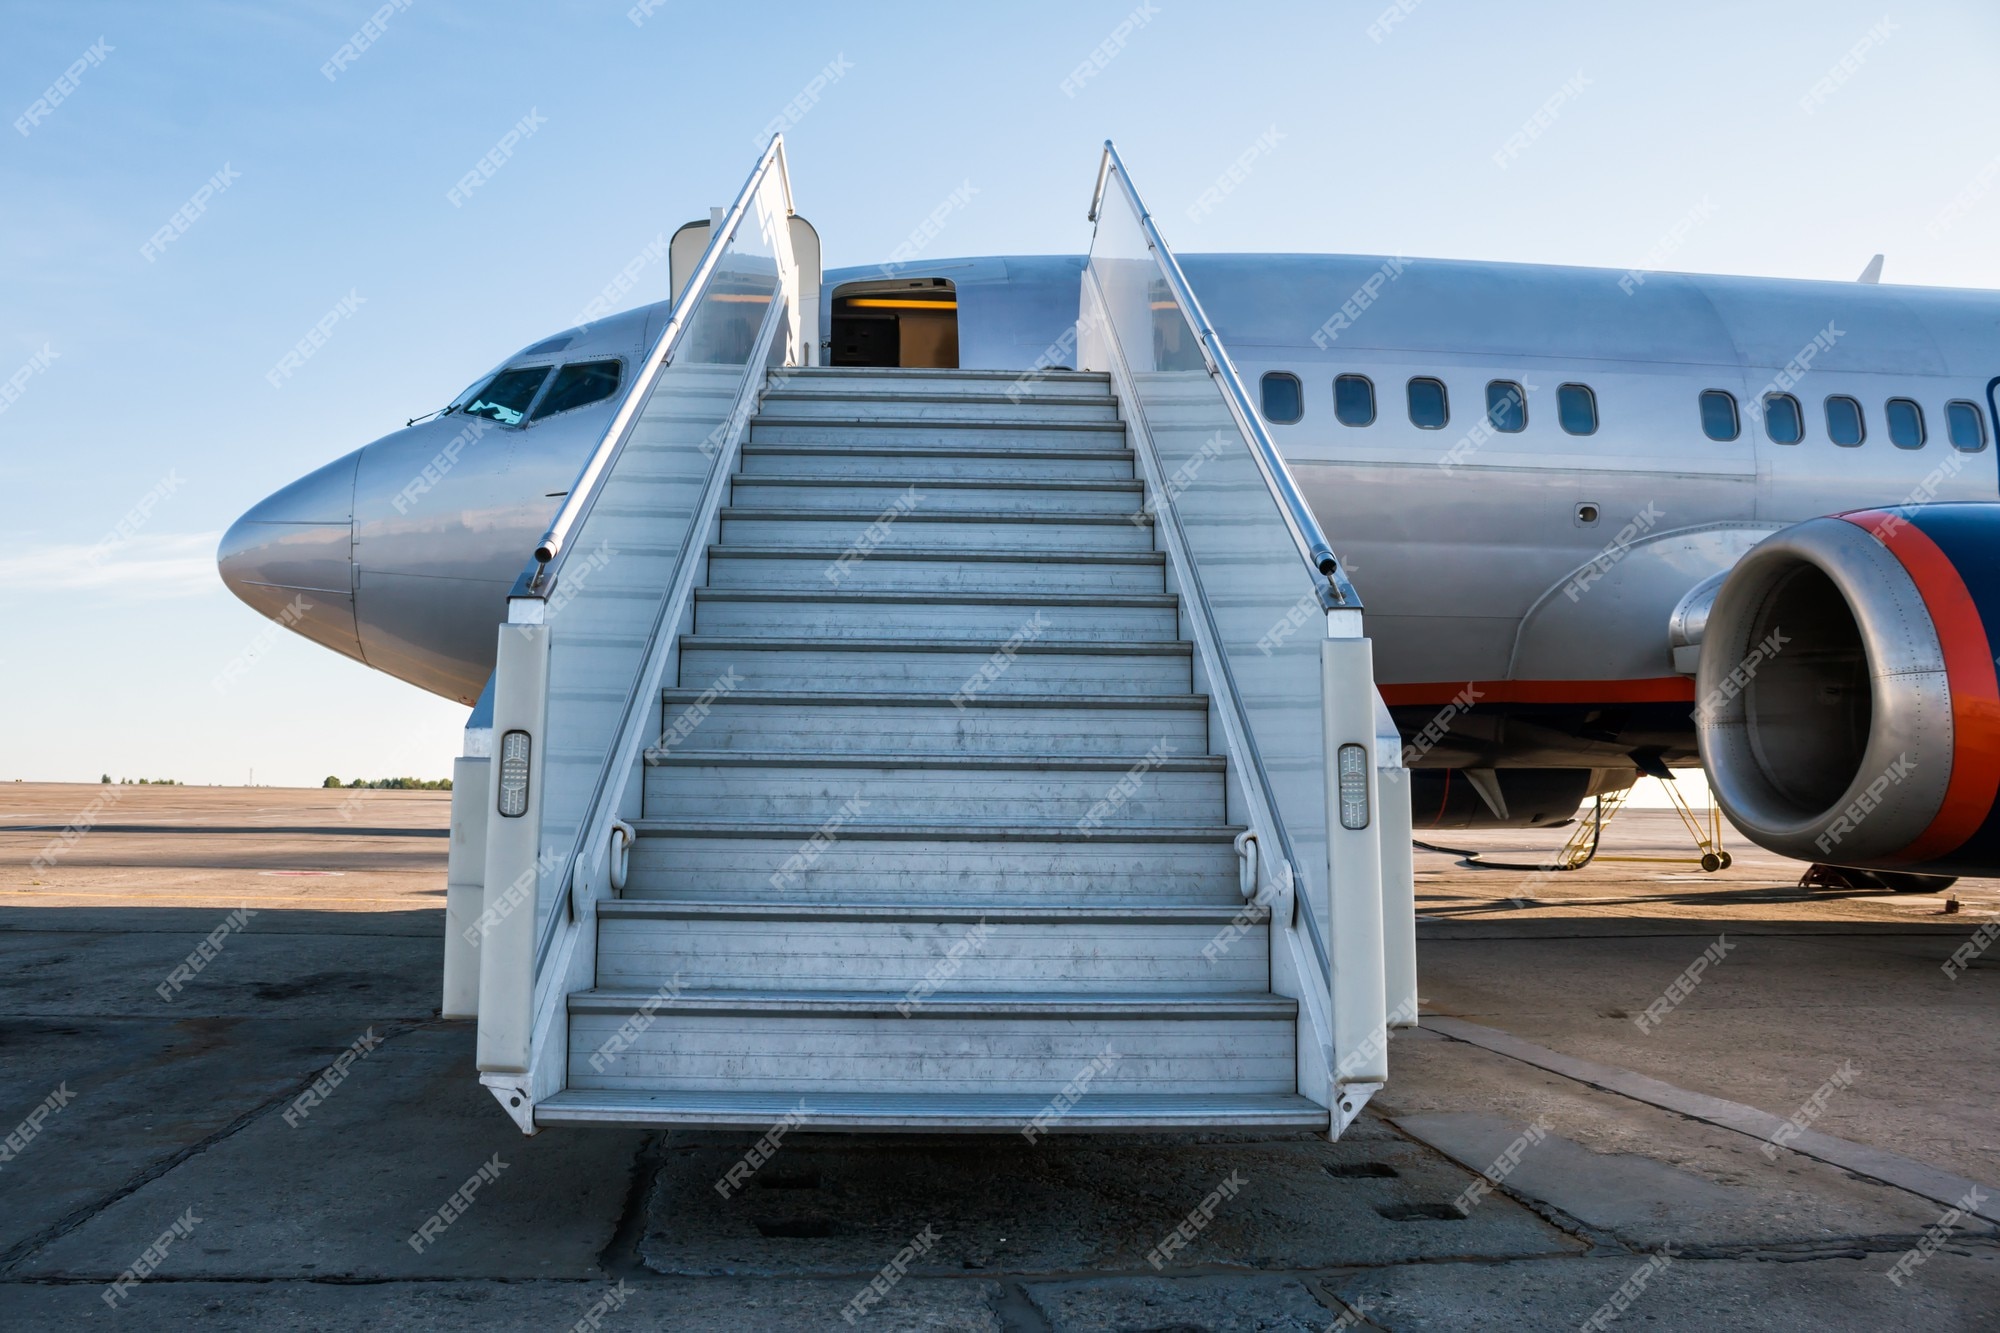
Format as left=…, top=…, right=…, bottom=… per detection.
left=1694, top=503, right=2000, bottom=875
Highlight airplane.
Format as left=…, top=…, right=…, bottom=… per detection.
left=219, top=217, right=2000, bottom=890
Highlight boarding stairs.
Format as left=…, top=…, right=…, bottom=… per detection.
left=450, top=138, right=1416, bottom=1137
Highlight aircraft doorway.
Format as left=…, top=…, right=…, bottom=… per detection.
left=829, top=278, right=958, bottom=368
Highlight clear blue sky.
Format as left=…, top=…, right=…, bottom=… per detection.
left=3, top=0, right=1996, bottom=787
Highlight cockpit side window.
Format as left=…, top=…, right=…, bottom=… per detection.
left=530, top=361, right=623, bottom=421
left=462, top=367, right=552, bottom=426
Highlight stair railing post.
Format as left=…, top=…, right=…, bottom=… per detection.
left=1322, top=608, right=1388, bottom=1132
left=476, top=610, right=551, bottom=1076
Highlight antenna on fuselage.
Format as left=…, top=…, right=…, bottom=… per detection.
left=1856, top=254, right=1885, bottom=284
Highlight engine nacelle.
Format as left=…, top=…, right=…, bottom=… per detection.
left=1696, top=503, right=2000, bottom=874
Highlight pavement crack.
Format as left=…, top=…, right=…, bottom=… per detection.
left=0, top=1016, right=439, bottom=1278
left=597, top=1131, right=670, bottom=1278
left=989, top=1278, right=1054, bottom=1332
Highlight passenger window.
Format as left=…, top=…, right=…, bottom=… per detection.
left=1334, top=374, right=1376, bottom=427
left=1825, top=395, right=1865, bottom=446
left=531, top=360, right=623, bottom=421
left=1485, top=381, right=1527, bottom=433
left=461, top=366, right=552, bottom=426
left=1407, top=377, right=1448, bottom=429
left=1763, top=393, right=1804, bottom=444
left=1261, top=372, right=1303, bottom=424
left=1885, top=398, right=1926, bottom=449
left=1557, top=383, right=1597, bottom=435
left=1947, top=400, right=1988, bottom=451
left=1699, top=390, right=1740, bottom=442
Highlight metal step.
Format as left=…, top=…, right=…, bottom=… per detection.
left=593, top=900, right=1267, bottom=993
left=739, top=442, right=1136, bottom=481
left=566, top=987, right=1297, bottom=1095
left=677, top=634, right=1192, bottom=695
left=654, top=688, right=1211, bottom=758
left=642, top=750, right=1224, bottom=825
left=728, top=472, right=1146, bottom=515
left=716, top=506, right=1154, bottom=552
left=535, top=1088, right=1326, bottom=1132
left=755, top=391, right=1119, bottom=424
left=704, top=544, right=1166, bottom=594
left=622, top=818, right=1244, bottom=902
left=749, top=419, right=1126, bottom=451
left=691, top=588, right=1181, bottom=643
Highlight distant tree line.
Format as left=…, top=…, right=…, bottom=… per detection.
left=322, top=776, right=454, bottom=790
left=102, top=775, right=178, bottom=784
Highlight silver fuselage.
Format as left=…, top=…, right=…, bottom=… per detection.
left=219, top=253, right=2000, bottom=737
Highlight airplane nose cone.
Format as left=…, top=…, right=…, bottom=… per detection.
left=218, top=452, right=366, bottom=662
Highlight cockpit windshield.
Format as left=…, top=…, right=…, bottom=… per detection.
left=530, top=360, right=622, bottom=421
left=461, top=366, right=551, bottom=425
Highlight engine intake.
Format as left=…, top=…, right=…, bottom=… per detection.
left=1695, top=503, right=2000, bottom=874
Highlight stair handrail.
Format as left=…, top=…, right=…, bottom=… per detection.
left=513, top=133, right=795, bottom=602
left=1088, top=140, right=1361, bottom=614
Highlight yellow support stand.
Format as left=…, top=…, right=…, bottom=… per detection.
left=1589, top=776, right=1733, bottom=873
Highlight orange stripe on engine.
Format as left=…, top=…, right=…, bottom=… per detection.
left=1378, top=678, right=1696, bottom=707
left=1840, top=509, right=2000, bottom=863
